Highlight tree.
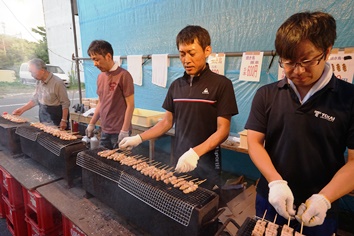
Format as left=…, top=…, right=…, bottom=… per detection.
left=0, top=26, right=49, bottom=79
left=0, top=34, right=36, bottom=71
left=32, top=26, right=49, bottom=63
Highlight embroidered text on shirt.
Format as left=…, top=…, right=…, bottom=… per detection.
left=314, top=110, right=335, bottom=122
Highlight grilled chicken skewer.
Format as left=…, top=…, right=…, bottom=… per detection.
left=120, top=155, right=144, bottom=165
left=169, top=175, right=188, bottom=185
left=160, top=171, right=174, bottom=181
left=98, top=148, right=120, bottom=158
left=251, top=210, right=268, bottom=236
left=182, top=179, right=206, bottom=193
left=173, top=177, right=195, bottom=188
left=280, top=217, right=294, bottom=236
left=264, top=215, right=279, bottom=236
left=152, top=166, right=173, bottom=180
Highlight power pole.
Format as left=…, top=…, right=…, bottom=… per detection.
left=70, top=0, right=82, bottom=104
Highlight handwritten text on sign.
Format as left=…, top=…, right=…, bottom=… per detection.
left=239, top=51, right=264, bottom=82
left=207, top=53, right=225, bottom=75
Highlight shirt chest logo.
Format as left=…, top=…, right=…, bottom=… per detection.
left=109, top=82, right=117, bottom=91
left=314, top=110, right=335, bottom=122
left=202, top=88, right=209, bottom=94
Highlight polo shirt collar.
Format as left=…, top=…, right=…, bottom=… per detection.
left=182, top=63, right=210, bottom=82
left=42, top=72, right=53, bottom=84
left=109, top=61, right=119, bottom=72
left=278, top=62, right=335, bottom=103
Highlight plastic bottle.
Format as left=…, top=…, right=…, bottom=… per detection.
left=90, top=134, right=99, bottom=150
left=72, top=121, right=79, bottom=132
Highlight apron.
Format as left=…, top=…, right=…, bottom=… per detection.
left=39, top=103, right=64, bottom=127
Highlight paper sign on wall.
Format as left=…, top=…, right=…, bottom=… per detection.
left=207, top=53, right=225, bottom=75
left=113, top=56, right=121, bottom=66
left=277, top=66, right=285, bottom=81
left=328, top=48, right=354, bottom=84
left=239, top=51, right=263, bottom=82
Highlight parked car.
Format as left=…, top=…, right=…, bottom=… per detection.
left=19, top=63, right=70, bottom=87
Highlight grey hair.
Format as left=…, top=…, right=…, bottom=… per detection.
left=28, top=58, right=47, bottom=70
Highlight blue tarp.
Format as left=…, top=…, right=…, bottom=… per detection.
left=76, top=0, right=354, bottom=179
left=77, top=0, right=354, bottom=134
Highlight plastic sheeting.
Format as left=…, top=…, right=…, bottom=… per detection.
left=77, top=0, right=354, bottom=134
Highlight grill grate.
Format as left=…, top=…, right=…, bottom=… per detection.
left=77, top=149, right=217, bottom=226
left=237, top=217, right=257, bottom=236
left=77, top=150, right=122, bottom=182
left=119, top=172, right=194, bottom=226
left=16, top=125, right=42, bottom=141
left=37, top=133, right=83, bottom=156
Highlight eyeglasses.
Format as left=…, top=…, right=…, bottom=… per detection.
left=279, top=53, right=325, bottom=69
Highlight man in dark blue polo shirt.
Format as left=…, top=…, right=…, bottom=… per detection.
left=120, top=25, right=238, bottom=190
left=245, top=11, right=354, bottom=235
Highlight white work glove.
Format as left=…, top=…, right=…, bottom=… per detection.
left=295, top=194, right=331, bottom=227
left=85, top=124, right=95, bottom=138
left=268, top=180, right=296, bottom=219
left=118, top=130, right=129, bottom=143
left=119, top=134, right=142, bottom=150
left=175, top=148, right=199, bottom=173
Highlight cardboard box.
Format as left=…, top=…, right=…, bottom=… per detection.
left=132, top=108, right=164, bottom=127
left=239, top=130, right=248, bottom=149
left=89, top=99, right=98, bottom=104
left=218, top=185, right=256, bottom=235
left=89, top=103, right=97, bottom=108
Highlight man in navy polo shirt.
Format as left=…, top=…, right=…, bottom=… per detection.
left=120, top=25, right=238, bottom=190
left=245, top=11, right=354, bottom=235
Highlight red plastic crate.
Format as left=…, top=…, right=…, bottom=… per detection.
left=0, top=172, right=5, bottom=218
left=3, top=196, right=27, bottom=236
left=26, top=216, right=63, bottom=236
left=1, top=168, right=24, bottom=208
left=62, top=215, right=87, bottom=236
left=0, top=196, right=5, bottom=218
left=23, top=187, right=62, bottom=231
left=0, top=167, right=3, bottom=190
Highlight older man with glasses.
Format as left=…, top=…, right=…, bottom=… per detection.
left=245, top=11, right=354, bottom=236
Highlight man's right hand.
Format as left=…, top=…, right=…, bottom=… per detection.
left=12, top=108, right=23, bottom=116
left=268, top=180, right=296, bottom=219
left=85, top=124, right=95, bottom=138
left=119, top=134, right=142, bottom=150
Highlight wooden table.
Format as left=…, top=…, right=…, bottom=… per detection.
left=220, top=142, right=248, bottom=154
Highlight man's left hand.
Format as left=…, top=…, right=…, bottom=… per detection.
left=118, top=130, right=129, bottom=143
left=175, top=148, right=199, bottom=173
left=296, top=194, right=331, bottom=227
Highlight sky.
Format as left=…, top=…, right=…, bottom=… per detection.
left=0, top=0, right=45, bottom=42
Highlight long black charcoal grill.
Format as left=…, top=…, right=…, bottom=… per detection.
left=16, top=126, right=86, bottom=187
left=77, top=148, right=220, bottom=236
left=0, top=117, right=28, bottom=155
